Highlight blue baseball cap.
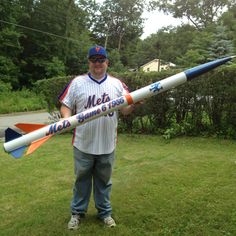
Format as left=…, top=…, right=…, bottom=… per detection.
left=88, top=45, right=107, bottom=58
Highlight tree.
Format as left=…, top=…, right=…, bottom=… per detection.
left=176, top=49, right=205, bottom=67
left=150, top=0, right=230, bottom=29
left=0, top=56, right=19, bottom=88
left=208, top=25, right=235, bottom=59
left=18, top=0, right=93, bottom=86
left=108, top=49, right=126, bottom=72
left=220, top=4, right=236, bottom=49
left=176, top=30, right=214, bottom=66
left=44, top=57, right=66, bottom=78
left=0, top=0, right=25, bottom=89
left=128, top=24, right=199, bottom=69
left=94, top=0, right=144, bottom=51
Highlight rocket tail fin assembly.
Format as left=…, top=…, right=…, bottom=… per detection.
left=4, top=123, right=51, bottom=158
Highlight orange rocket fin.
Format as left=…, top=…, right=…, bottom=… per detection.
left=26, top=135, right=52, bottom=155
left=15, top=123, right=47, bottom=133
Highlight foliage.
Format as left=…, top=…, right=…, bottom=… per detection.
left=33, top=64, right=236, bottom=139
left=176, top=49, right=206, bottom=67
left=120, top=66, right=236, bottom=139
left=208, top=25, right=235, bottom=59
left=220, top=4, right=236, bottom=47
left=0, top=0, right=94, bottom=87
left=0, top=0, right=236, bottom=88
left=150, top=0, right=231, bottom=29
left=44, top=57, right=66, bottom=78
left=0, top=81, right=12, bottom=93
left=0, top=89, right=47, bottom=113
left=0, top=55, right=19, bottom=88
left=0, top=0, right=24, bottom=89
left=176, top=30, right=214, bottom=66
left=33, top=75, right=73, bottom=111
left=94, top=0, right=144, bottom=50
left=130, top=25, right=210, bottom=68
left=108, top=49, right=126, bottom=72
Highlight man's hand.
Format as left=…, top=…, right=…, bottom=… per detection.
left=120, top=101, right=144, bottom=116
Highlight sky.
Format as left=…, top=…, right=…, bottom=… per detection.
left=141, top=10, right=185, bottom=39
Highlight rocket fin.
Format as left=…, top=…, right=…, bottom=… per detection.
left=10, top=146, right=27, bottom=158
left=26, top=135, right=52, bottom=155
left=5, top=128, right=26, bottom=158
left=5, top=128, right=22, bottom=142
left=15, top=123, right=47, bottom=133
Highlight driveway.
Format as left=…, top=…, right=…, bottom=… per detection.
left=0, top=111, right=50, bottom=138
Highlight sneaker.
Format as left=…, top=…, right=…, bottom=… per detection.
left=103, top=216, right=116, bottom=227
left=68, top=214, right=80, bottom=230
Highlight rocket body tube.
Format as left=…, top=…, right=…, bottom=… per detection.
left=3, top=72, right=188, bottom=153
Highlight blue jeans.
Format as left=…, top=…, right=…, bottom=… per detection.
left=71, top=147, right=115, bottom=219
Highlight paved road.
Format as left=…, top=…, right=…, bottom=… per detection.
left=0, top=111, right=50, bottom=139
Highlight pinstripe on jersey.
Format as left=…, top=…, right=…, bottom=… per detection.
left=59, top=73, right=129, bottom=154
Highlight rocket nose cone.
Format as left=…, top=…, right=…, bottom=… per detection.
left=185, top=56, right=235, bottom=81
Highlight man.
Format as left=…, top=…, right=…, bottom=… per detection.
left=59, top=45, right=135, bottom=230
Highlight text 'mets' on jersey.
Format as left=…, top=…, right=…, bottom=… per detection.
left=59, top=73, right=129, bottom=155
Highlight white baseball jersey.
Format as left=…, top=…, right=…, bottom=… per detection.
left=59, top=73, right=129, bottom=154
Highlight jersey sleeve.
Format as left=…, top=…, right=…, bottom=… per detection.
left=58, top=79, right=76, bottom=110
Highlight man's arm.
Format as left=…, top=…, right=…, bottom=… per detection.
left=60, top=104, right=72, bottom=118
left=120, top=101, right=144, bottom=116
left=120, top=105, right=135, bottom=116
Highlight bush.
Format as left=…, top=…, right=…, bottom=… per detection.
left=0, top=89, right=47, bottom=114
left=33, top=76, right=74, bottom=111
left=0, top=81, right=12, bottom=93
left=33, top=65, right=236, bottom=139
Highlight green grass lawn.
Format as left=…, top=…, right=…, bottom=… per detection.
left=1, top=134, right=236, bottom=236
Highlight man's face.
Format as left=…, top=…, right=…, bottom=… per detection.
left=88, top=55, right=108, bottom=78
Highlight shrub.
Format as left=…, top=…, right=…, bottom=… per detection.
left=33, top=65, right=236, bottom=139
left=0, top=89, right=47, bottom=114
left=33, top=76, right=74, bottom=111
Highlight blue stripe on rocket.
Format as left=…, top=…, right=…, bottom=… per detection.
left=184, top=56, right=234, bottom=81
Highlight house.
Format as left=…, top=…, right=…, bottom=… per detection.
left=140, top=59, right=176, bottom=72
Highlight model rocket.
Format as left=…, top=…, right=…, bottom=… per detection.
left=3, top=56, right=235, bottom=158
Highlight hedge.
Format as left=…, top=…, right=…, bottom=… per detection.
left=34, top=65, right=236, bottom=139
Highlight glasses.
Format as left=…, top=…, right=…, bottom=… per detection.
left=89, top=57, right=106, bottom=63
